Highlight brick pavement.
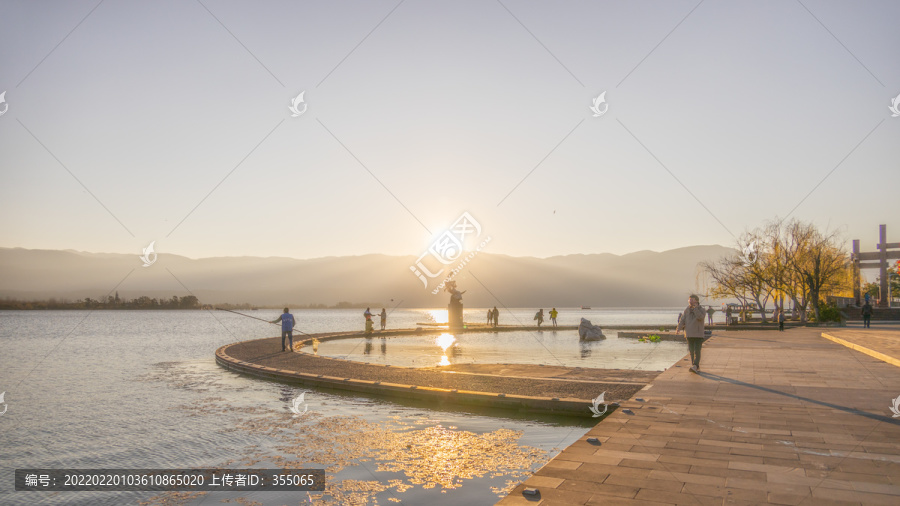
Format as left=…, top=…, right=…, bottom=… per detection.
left=498, top=326, right=900, bottom=505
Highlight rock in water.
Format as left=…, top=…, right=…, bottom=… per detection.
left=579, top=318, right=606, bottom=340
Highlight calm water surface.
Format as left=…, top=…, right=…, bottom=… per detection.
left=309, top=330, right=687, bottom=370
left=0, top=309, right=687, bottom=505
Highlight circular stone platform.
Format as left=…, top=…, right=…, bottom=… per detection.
left=215, top=327, right=663, bottom=417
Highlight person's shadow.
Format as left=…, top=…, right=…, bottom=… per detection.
left=696, top=371, right=900, bottom=425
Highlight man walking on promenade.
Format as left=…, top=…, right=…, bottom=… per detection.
left=271, top=307, right=295, bottom=352
left=778, top=307, right=785, bottom=331
left=706, top=306, right=714, bottom=325
left=676, top=295, right=706, bottom=373
left=862, top=300, right=873, bottom=328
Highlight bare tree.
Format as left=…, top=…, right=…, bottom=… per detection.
left=700, top=255, right=750, bottom=310
left=702, top=218, right=850, bottom=324
left=737, top=231, right=773, bottom=322
left=784, top=221, right=849, bottom=321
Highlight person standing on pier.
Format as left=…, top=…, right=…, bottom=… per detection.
left=492, top=306, right=499, bottom=327
left=676, top=295, right=706, bottom=373
left=380, top=308, right=387, bottom=330
left=363, top=307, right=374, bottom=335
left=270, top=308, right=296, bottom=352
left=549, top=308, right=559, bottom=327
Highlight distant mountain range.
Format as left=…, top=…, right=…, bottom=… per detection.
left=0, top=245, right=735, bottom=308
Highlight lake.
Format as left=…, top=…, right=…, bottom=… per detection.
left=0, top=308, right=689, bottom=505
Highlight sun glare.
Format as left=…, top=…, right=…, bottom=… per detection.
left=436, top=333, right=456, bottom=366
left=428, top=310, right=449, bottom=324
left=435, top=333, right=456, bottom=351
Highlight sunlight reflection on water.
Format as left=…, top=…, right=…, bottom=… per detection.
left=0, top=310, right=593, bottom=506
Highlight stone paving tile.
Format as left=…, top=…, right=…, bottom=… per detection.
left=795, top=498, right=860, bottom=506
left=584, top=496, right=674, bottom=506
left=543, top=459, right=581, bottom=471
left=552, top=452, right=623, bottom=466
left=497, top=326, right=900, bottom=505
left=688, top=464, right=765, bottom=481
left=521, top=487, right=594, bottom=504
left=634, top=488, right=721, bottom=505
left=618, top=459, right=690, bottom=473
left=602, top=474, right=684, bottom=493
left=558, top=479, right=639, bottom=498
left=522, top=475, right=565, bottom=489
left=810, top=486, right=899, bottom=505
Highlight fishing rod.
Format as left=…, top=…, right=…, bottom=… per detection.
left=216, top=308, right=312, bottom=335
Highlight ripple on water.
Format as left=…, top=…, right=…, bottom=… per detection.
left=138, top=361, right=583, bottom=506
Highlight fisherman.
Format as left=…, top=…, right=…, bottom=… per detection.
left=270, top=307, right=295, bottom=352
left=549, top=307, right=559, bottom=327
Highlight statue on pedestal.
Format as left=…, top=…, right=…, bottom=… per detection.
left=444, top=280, right=465, bottom=329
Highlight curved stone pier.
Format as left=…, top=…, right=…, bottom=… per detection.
left=215, top=327, right=659, bottom=417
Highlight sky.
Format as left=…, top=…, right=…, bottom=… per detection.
left=1, top=0, right=898, bottom=263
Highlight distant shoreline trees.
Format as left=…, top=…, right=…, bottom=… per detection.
left=0, top=294, right=200, bottom=310
left=0, top=297, right=388, bottom=310
left=701, top=218, right=852, bottom=322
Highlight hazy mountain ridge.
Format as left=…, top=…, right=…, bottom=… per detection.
left=0, top=246, right=735, bottom=307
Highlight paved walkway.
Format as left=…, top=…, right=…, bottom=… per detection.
left=822, top=326, right=900, bottom=368
left=499, top=326, right=900, bottom=505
